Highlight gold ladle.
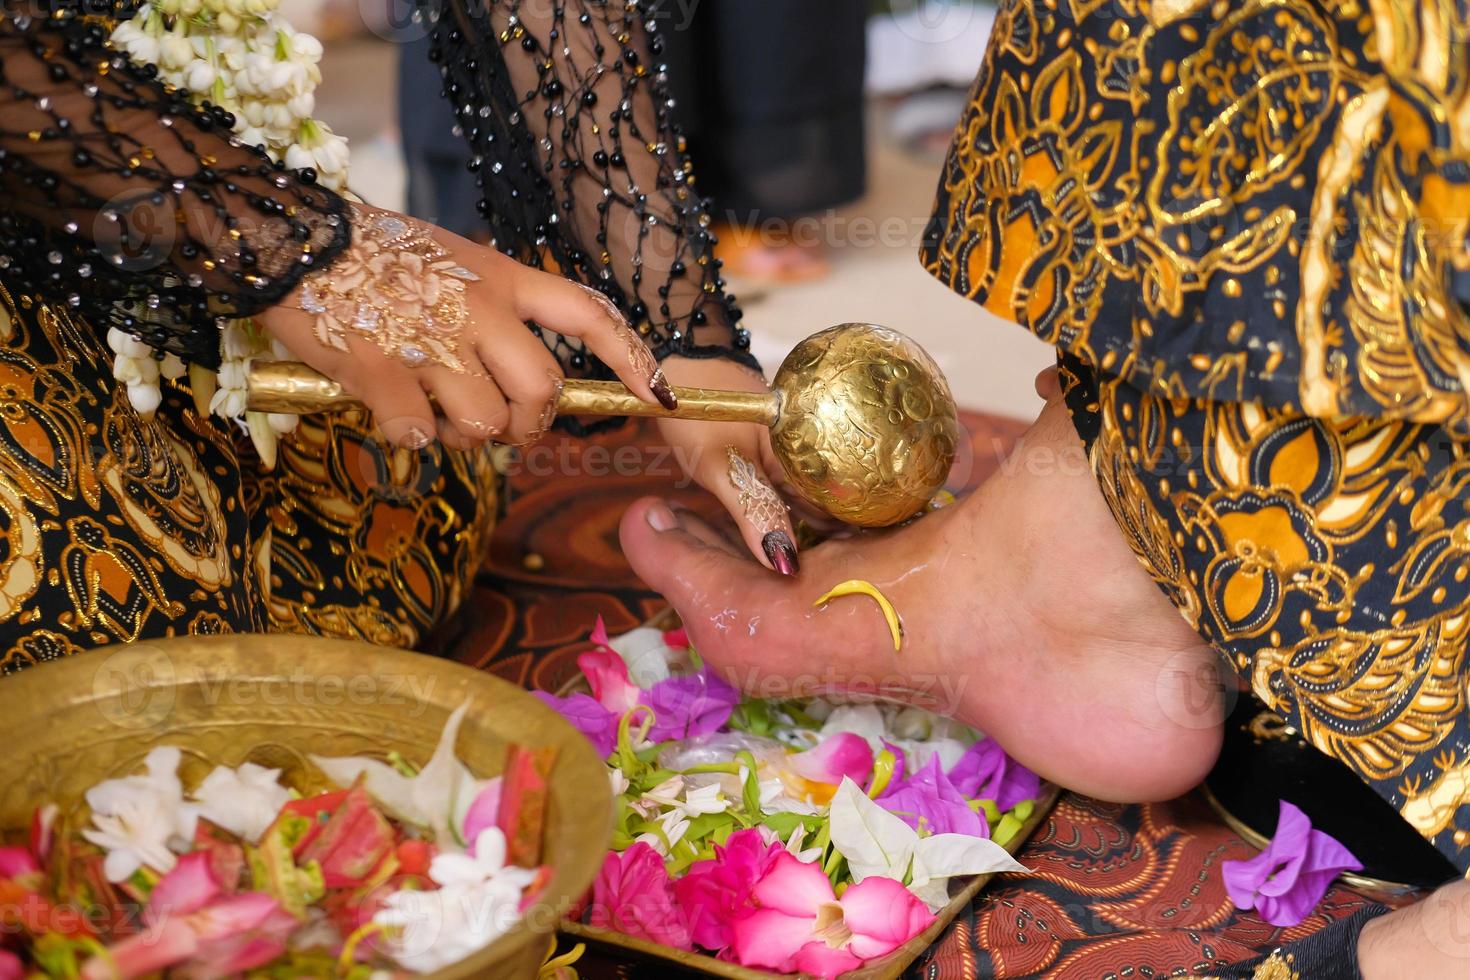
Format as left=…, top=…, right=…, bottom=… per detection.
left=247, top=323, right=959, bottom=527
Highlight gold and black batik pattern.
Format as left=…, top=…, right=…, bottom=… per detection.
left=1061, top=350, right=1470, bottom=873
left=923, top=0, right=1470, bottom=430
left=0, top=282, right=498, bottom=670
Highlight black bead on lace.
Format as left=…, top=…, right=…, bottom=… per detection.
left=0, top=2, right=349, bottom=368
left=417, top=0, right=757, bottom=387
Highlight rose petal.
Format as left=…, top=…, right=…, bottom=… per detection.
left=789, top=733, right=875, bottom=788
left=0, top=950, right=21, bottom=980
left=147, top=852, right=221, bottom=926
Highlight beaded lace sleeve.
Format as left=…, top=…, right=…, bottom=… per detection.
left=418, top=0, right=758, bottom=382
left=0, top=7, right=349, bottom=367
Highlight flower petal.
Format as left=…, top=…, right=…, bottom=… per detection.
left=728, top=908, right=815, bottom=972
left=534, top=692, right=618, bottom=757
left=462, top=778, right=503, bottom=846
left=644, top=670, right=740, bottom=743
left=750, top=849, right=835, bottom=918
left=147, top=852, right=221, bottom=925
left=791, top=939, right=865, bottom=979
left=0, top=846, right=39, bottom=880
left=579, top=648, right=642, bottom=714
left=839, top=874, right=936, bottom=958
left=878, top=756, right=987, bottom=838
left=788, top=733, right=875, bottom=788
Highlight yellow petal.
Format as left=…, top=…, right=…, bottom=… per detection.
left=813, top=579, right=904, bottom=652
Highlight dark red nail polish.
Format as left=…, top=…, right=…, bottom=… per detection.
left=762, top=531, right=799, bottom=576
left=651, top=371, right=678, bottom=411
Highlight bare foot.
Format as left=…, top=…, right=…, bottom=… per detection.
left=621, top=398, right=1225, bottom=803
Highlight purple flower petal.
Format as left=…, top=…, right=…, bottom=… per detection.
left=877, top=756, right=988, bottom=838
left=1222, top=801, right=1361, bottom=928
left=881, top=740, right=907, bottom=787
left=535, top=691, right=619, bottom=757
left=642, top=669, right=740, bottom=743
left=948, top=738, right=1040, bottom=811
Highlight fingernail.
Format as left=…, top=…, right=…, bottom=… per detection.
left=402, top=426, right=431, bottom=450
left=647, top=500, right=678, bottom=532
left=762, top=531, right=799, bottom=576
left=650, top=370, right=678, bottom=411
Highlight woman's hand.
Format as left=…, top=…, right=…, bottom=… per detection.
left=255, top=202, right=675, bottom=450
left=654, top=355, right=802, bottom=576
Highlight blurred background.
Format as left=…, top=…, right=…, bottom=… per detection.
left=286, top=0, right=1051, bottom=420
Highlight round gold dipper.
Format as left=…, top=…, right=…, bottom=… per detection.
left=248, top=323, right=960, bottom=527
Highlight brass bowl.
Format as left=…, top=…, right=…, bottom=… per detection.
left=0, top=635, right=613, bottom=980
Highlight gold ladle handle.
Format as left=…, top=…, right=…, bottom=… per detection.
left=246, top=360, right=781, bottom=426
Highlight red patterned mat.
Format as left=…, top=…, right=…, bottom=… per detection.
left=444, top=415, right=1394, bottom=979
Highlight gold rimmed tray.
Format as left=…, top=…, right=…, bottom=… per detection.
left=554, top=609, right=1061, bottom=979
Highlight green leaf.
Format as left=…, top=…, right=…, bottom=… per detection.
left=735, top=750, right=763, bottom=818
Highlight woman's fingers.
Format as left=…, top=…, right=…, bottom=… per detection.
left=474, top=314, right=566, bottom=445
left=696, top=440, right=800, bottom=576
left=424, top=367, right=510, bottom=450
left=347, top=368, right=438, bottom=450
left=508, top=268, right=676, bottom=411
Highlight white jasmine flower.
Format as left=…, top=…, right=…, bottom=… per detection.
left=190, top=761, right=292, bottom=844
left=374, top=827, right=538, bottom=974
left=608, top=769, right=630, bottom=798
left=82, top=747, right=199, bottom=882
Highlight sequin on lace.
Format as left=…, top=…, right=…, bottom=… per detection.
left=417, top=0, right=756, bottom=421
left=2, top=0, right=754, bottom=405
left=0, top=2, right=350, bottom=368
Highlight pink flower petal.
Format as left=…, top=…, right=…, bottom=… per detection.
left=81, top=918, right=199, bottom=980
left=791, top=940, right=865, bottom=979
left=750, top=850, right=835, bottom=919
left=728, top=907, right=816, bottom=972
left=663, top=627, right=690, bottom=649
left=0, top=950, right=22, bottom=980
left=462, top=778, right=503, bottom=846
left=147, top=852, right=221, bottom=926
left=840, top=876, right=935, bottom=959
left=789, top=733, right=875, bottom=788
left=578, top=648, right=641, bottom=714
left=187, top=892, right=285, bottom=941
left=0, top=846, right=39, bottom=880
left=589, top=844, right=692, bottom=950
left=591, top=615, right=613, bottom=649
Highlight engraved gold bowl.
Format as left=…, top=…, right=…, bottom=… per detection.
left=0, top=635, right=613, bottom=980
